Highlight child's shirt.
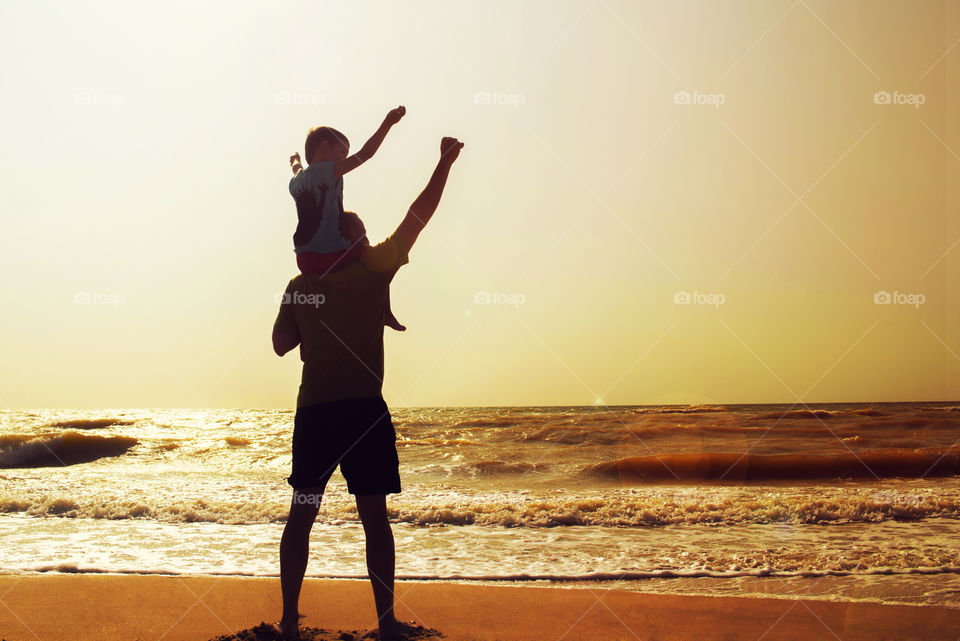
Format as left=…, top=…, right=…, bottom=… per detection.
left=289, top=161, right=352, bottom=255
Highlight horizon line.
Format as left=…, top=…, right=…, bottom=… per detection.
left=5, top=399, right=958, bottom=412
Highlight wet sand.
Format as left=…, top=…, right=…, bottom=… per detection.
left=0, top=574, right=958, bottom=640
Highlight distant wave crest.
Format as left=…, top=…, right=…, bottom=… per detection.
left=45, top=418, right=136, bottom=430
left=581, top=448, right=960, bottom=483
left=630, top=405, right=730, bottom=415
left=755, top=409, right=840, bottom=420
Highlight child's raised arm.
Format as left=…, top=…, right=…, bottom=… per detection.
left=289, top=152, right=303, bottom=176
left=334, top=105, right=405, bottom=178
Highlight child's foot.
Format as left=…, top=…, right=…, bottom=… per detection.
left=384, top=311, right=406, bottom=332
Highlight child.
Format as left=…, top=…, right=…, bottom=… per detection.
left=289, top=106, right=406, bottom=331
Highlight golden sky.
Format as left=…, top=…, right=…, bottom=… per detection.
left=0, top=0, right=957, bottom=408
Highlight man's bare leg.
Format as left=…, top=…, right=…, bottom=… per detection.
left=279, top=488, right=323, bottom=639
left=356, top=493, right=406, bottom=640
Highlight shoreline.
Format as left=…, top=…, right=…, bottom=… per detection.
left=1, top=574, right=958, bottom=641
left=5, top=567, right=960, bottom=610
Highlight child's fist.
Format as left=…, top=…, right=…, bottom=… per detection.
left=289, top=152, right=301, bottom=166
left=385, top=105, right=406, bottom=125
left=440, top=137, right=464, bottom=163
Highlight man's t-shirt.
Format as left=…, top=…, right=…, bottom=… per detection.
left=275, top=234, right=410, bottom=408
left=289, top=161, right=352, bottom=255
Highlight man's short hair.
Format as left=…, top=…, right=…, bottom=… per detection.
left=341, top=210, right=369, bottom=246
left=305, top=126, right=349, bottom=164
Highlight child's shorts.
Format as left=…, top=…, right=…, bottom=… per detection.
left=295, top=246, right=362, bottom=274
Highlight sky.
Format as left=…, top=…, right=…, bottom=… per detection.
left=0, top=0, right=957, bottom=408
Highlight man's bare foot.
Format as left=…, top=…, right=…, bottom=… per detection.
left=378, top=616, right=422, bottom=640
left=277, top=614, right=301, bottom=640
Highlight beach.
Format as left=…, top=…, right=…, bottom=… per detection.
left=2, top=403, right=959, bottom=638
left=2, top=0, right=957, bottom=636
left=1, top=574, right=959, bottom=640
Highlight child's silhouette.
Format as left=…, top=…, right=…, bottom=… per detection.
left=288, top=106, right=407, bottom=331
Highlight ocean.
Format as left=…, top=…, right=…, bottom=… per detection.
left=1, top=403, right=959, bottom=609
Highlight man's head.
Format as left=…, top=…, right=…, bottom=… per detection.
left=341, top=211, right=369, bottom=248
left=304, top=126, right=349, bottom=165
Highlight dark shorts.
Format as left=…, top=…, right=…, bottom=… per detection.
left=287, top=396, right=401, bottom=495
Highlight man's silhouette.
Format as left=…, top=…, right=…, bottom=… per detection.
left=272, top=137, right=464, bottom=640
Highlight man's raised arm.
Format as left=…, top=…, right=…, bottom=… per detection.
left=394, top=137, right=464, bottom=251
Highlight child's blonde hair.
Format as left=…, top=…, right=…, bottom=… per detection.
left=304, top=126, right=349, bottom=164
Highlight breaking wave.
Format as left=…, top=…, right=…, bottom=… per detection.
left=3, top=489, right=958, bottom=526
left=0, top=432, right=139, bottom=468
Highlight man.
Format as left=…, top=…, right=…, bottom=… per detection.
left=272, top=137, right=464, bottom=641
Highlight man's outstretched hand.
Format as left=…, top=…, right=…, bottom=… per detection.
left=385, top=105, right=406, bottom=126
left=440, top=136, right=464, bottom=164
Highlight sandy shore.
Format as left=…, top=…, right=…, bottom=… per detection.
left=0, top=574, right=958, bottom=640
